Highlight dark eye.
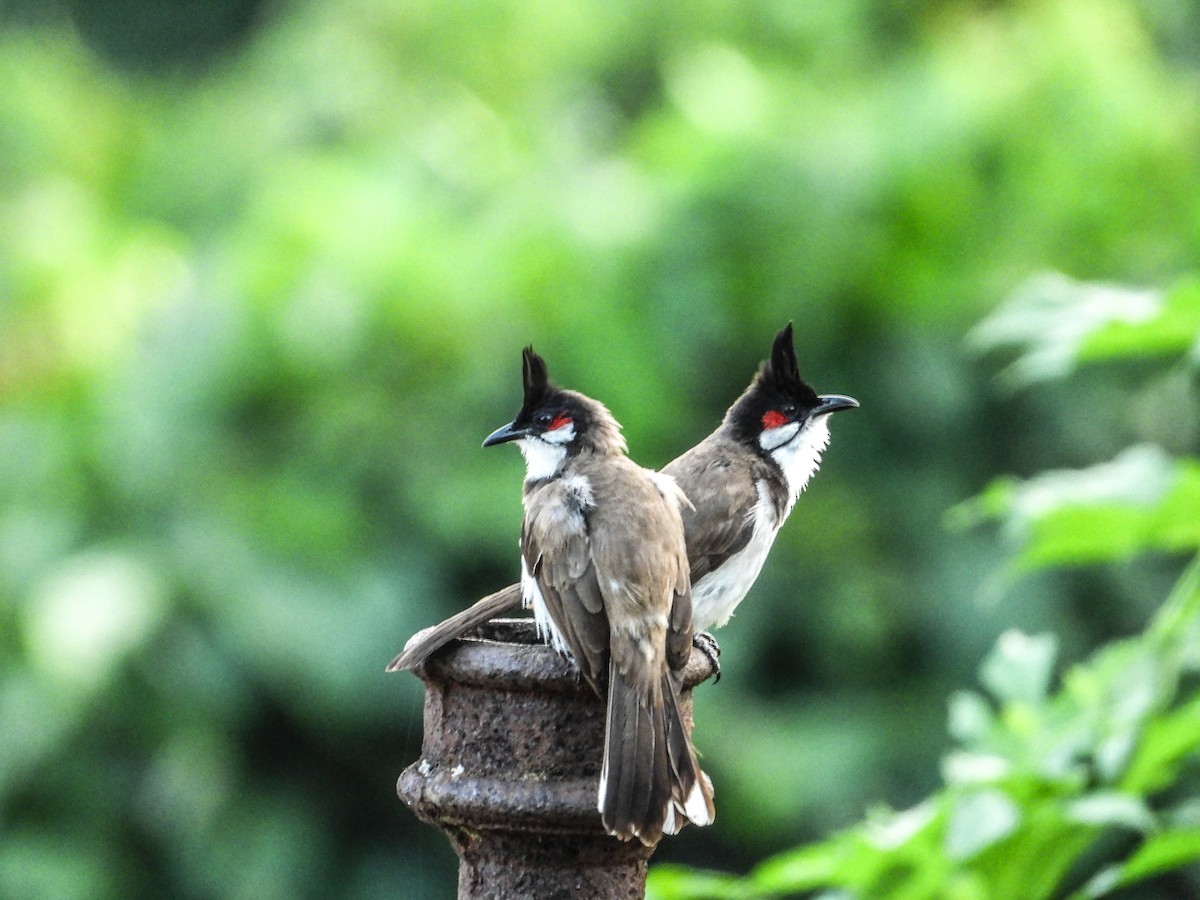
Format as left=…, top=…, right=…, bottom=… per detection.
left=534, top=412, right=554, bottom=427
left=782, top=404, right=798, bottom=418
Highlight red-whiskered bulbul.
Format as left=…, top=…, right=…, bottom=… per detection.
left=478, top=347, right=714, bottom=845
left=664, top=323, right=857, bottom=636
left=389, top=324, right=856, bottom=671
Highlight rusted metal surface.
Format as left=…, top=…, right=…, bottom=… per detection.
left=398, top=618, right=716, bottom=899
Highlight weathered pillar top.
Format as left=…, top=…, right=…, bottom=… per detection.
left=398, top=618, right=717, bottom=897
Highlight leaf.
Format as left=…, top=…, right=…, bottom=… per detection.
left=967, top=272, right=1165, bottom=387
left=979, top=630, right=1057, bottom=704
left=956, top=447, right=1200, bottom=570
left=751, top=803, right=947, bottom=896
left=646, top=865, right=749, bottom=900
left=750, top=833, right=859, bottom=892
left=1120, top=693, right=1200, bottom=794
left=944, top=788, right=1021, bottom=860
left=652, top=555, right=1200, bottom=900
left=864, top=801, right=940, bottom=852
left=942, top=752, right=1010, bottom=785
left=968, top=273, right=1200, bottom=388
left=947, top=690, right=995, bottom=744
left=1008, top=444, right=1175, bottom=526
left=1079, top=277, right=1200, bottom=364
left=1064, top=792, right=1155, bottom=833
left=1081, top=827, right=1200, bottom=896
left=944, top=795, right=1021, bottom=867
left=1123, top=827, right=1200, bottom=880
left=1147, top=552, right=1200, bottom=647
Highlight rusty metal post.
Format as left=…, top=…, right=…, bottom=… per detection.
left=398, top=618, right=716, bottom=899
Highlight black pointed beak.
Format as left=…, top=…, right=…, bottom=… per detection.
left=482, top=421, right=529, bottom=447
left=813, top=394, right=859, bottom=416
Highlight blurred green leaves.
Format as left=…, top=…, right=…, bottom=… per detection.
left=969, top=273, right=1200, bottom=388
left=652, top=562, right=1200, bottom=899
left=978, top=629, right=1057, bottom=706
left=952, top=445, right=1200, bottom=569
left=653, top=279, right=1200, bottom=897
left=958, top=273, right=1200, bottom=571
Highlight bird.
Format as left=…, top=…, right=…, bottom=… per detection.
left=665, top=323, right=858, bottom=636
left=477, top=346, right=714, bottom=844
left=388, top=323, right=856, bottom=673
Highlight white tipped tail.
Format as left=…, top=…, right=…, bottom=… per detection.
left=599, top=663, right=714, bottom=845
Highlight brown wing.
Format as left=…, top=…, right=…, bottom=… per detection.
left=573, top=459, right=693, bottom=679
left=521, top=481, right=610, bottom=697
left=666, top=581, right=693, bottom=673
left=576, top=458, right=704, bottom=843
left=663, top=441, right=760, bottom=583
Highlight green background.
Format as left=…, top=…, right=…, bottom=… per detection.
left=1, top=0, right=1197, bottom=896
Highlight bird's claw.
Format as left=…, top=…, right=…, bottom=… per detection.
left=692, top=631, right=721, bottom=682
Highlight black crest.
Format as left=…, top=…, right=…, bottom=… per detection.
left=493, top=345, right=623, bottom=453
left=725, top=323, right=821, bottom=444
left=760, top=323, right=805, bottom=396
left=521, top=346, right=552, bottom=409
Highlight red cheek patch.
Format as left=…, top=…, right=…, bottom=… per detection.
left=761, top=410, right=789, bottom=430
left=550, top=415, right=573, bottom=430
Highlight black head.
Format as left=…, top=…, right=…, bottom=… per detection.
left=483, top=347, right=625, bottom=453
left=726, top=323, right=858, bottom=446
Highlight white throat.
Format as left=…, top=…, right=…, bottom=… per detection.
left=761, top=415, right=832, bottom=504
left=517, top=431, right=572, bottom=481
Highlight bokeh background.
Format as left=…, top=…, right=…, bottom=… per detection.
left=2, top=0, right=1198, bottom=896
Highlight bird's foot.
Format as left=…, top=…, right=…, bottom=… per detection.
left=692, top=631, right=721, bottom=683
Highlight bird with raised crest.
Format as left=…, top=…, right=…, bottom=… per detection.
left=478, top=346, right=714, bottom=845
left=665, top=323, right=857, bottom=643
left=389, top=324, right=857, bottom=676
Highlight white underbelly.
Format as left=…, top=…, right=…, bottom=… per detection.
left=691, top=496, right=780, bottom=632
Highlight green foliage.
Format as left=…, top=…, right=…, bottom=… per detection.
left=958, top=273, right=1200, bottom=572
left=967, top=274, right=1200, bottom=388
left=951, top=445, right=1200, bottom=569
left=651, top=278, right=1200, bottom=898
left=653, top=565, right=1200, bottom=897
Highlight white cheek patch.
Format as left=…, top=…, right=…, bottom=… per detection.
left=542, top=422, right=576, bottom=445
left=770, top=415, right=832, bottom=502
left=758, top=420, right=800, bottom=452
left=518, top=437, right=567, bottom=481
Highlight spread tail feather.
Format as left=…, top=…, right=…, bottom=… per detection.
left=599, top=662, right=714, bottom=845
